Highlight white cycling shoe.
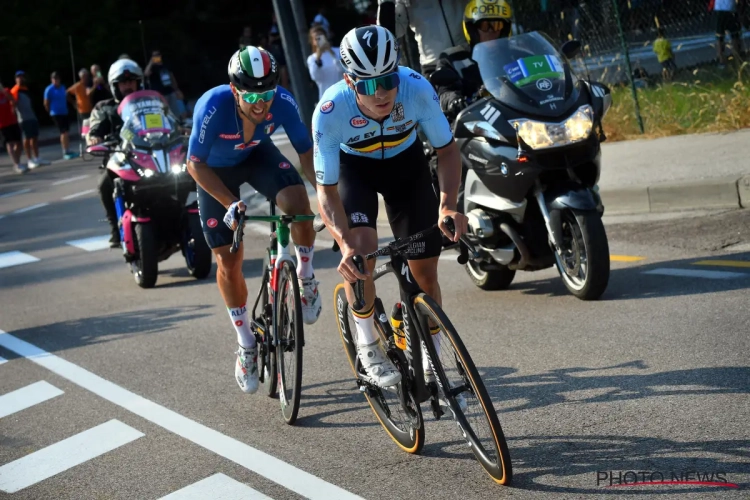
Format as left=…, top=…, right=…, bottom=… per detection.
left=235, top=346, right=259, bottom=394
left=357, top=340, right=402, bottom=388
left=299, top=276, right=322, bottom=325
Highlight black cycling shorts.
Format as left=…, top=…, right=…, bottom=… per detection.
left=197, top=141, right=304, bottom=249
left=338, top=139, right=442, bottom=260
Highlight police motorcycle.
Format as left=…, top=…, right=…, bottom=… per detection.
left=427, top=32, right=613, bottom=300
left=86, top=90, right=211, bottom=288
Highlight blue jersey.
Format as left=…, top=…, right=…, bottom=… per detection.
left=312, top=66, right=453, bottom=186
left=188, top=85, right=312, bottom=168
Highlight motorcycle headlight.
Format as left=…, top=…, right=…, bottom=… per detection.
left=509, top=105, right=594, bottom=150
left=171, top=164, right=182, bottom=174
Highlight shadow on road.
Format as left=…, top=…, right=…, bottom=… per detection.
left=0, top=305, right=212, bottom=360
left=509, top=251, right=750, bottom=300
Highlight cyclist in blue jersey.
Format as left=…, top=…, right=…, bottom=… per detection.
left=187, top=46, right=322, bottom=395
left=314, top=25, right=469, bottom=388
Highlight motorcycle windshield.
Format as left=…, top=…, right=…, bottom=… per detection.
left=472, top=32, right=579, bottom=118
left=117, top=90, right=180, bottom=148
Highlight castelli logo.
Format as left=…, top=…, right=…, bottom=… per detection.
left=279, top=161, right=291, bottom=169
left=350, top=116, right=369, bottom=128
left=320, top=100, right=334, bottom=114
left=266, top=112, right=273, bottom=121
left=207, top=218, right=218, bottom=228
left=189, top=155, right=201, bottom=162
left=235, top=320, right=243, bottom=327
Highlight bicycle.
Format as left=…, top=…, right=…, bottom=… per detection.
left=313, top=215, right=513, bottom=484
left=231, top=200, right=316, bottom=425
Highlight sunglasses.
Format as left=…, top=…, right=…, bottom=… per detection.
left=476, top=20, right=506, bottom=32
left=238, top=87, right=277, bottom=104
left=352, top=72, right=400, bottom=96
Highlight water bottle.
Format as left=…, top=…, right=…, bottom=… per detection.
left=390, top=302, right=406, bottom=350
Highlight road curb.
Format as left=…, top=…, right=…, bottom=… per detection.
left=601, top=175, right=748, bottom=214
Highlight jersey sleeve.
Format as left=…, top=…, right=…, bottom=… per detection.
left=312, top=98, right=343, bottom=186
left=43, top=86, right=51, bottom=101
left=277, top=90, right=313, bottom=154
left=411, top=73, right=454, bottom=150
left=187, top=92, right=220, bottom=164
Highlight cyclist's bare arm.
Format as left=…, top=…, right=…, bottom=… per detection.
left=298, top=148, right=317, bottom=187
left=187, top=160, right=241, bottom=210
left=317, top=184, right=368, bottom=282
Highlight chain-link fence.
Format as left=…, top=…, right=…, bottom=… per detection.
left=513, top=0, right=749, bottom=135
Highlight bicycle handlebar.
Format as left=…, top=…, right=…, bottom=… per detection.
left=230, top=210, right=245, bottom=254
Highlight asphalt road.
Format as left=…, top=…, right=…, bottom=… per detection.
left=0, top=157, right=748, bottom=499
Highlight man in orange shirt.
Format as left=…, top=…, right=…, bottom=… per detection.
left=67, top=68, right=94, bottom=119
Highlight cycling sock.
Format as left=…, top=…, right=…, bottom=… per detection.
left=227, top=304, right=255, bottom=349
left=352, top=305, right=378, bottom=346
left=295, top=245, right=314, bottom=279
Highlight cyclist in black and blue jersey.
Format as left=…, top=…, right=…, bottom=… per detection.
left=187, top=46, right=322, bottom=395
left=314, top=25, right=469, bottom=388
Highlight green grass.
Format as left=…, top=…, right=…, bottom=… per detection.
left=603, top=63, right=750, bottom=141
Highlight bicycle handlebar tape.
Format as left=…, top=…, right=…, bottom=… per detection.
left=313, top=214, right=326, bottom=233
left=230, top=211, right=246, bottom=254
left=351, top=255, right=366, bottom=311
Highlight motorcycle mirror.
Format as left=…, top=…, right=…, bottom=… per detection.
left=561, top=40, right=582, bottom=59
left=86, top=144, right=112, bottom=157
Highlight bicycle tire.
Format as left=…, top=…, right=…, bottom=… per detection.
left=334, top=283, right=424, bottom=454
left=261, top=249, right=278, bottom=398
left=414, top=293, right=513, bottom=485
left=276, top=260, right=304, bottom=425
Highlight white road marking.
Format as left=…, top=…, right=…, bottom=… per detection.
left=0, top=356, right=7, bottom=365
left=643, top=268, right=747, bottom=280
left=160, top=473, right=272, bottom=500
left=0, top=189, right=31, bottom=199
left=0, top=332, right=364, bottom=500
left=13, top=203, right=48, bottom=214
left=0, top=251, right=40, bottom=269
left=52, top=174, right=89, bottom=186
left=0, top=381, right=64, bottom=419
left=62, top=189, right=96, bottom=200
left=0, top=419, right=144, bottom=494
left=66, top=235, right=111, bottom=252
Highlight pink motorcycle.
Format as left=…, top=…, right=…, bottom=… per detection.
left=86, top=90, right=211, bottom=288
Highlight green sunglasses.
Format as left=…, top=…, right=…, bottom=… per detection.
left=353, top=73, right=401, bottom=96
left=238, top=87, right=277, bottom=104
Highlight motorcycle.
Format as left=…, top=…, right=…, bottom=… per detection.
left=86, top=89, right=211, bottom=288
left=429, top=32, right=612, bottom=300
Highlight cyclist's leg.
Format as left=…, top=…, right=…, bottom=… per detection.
left=339, top=152, right=400, bottom=387
left=243, top=142, right=321, bottom=323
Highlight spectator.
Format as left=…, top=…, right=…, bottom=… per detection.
left=311, top=6, right=332, bottom=37
left=10, top=71, right=49, bottom=169
left=653, top=27, right=676, bottom=82
left=268, top=15, right=291, bottom=88
left=144, top=50, right=187, bottom=118
left=239, top=26, right=256, bottom=50
left=307, top=25, right=343, bottom=103
left=0, top=80, right=26, bottom=173
left=44, top=71, right=78, bottom=160
left=67, top=68, right=94, bottom=120
left=713, top=0, right=743, bottom=66
left=89, top=64, right=111, bottom=106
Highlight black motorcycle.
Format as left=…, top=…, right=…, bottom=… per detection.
left=430, top=32, right=613, bottom=300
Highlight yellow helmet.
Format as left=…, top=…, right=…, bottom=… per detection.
left=463, top=0, right=513, bottom=47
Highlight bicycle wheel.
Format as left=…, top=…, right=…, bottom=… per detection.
left=334, top=283, right=424, bottom=454
left=276, top=260, right=303, bottom=425
left=261, top=249, right=278, bottom=398
left=414, top=293, right=512, bottom=485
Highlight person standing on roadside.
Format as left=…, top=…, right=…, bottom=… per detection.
left=0, top=80, right=26, bottom=174
left=67, top=68, right=94, bottom=120
left=44, top=71, right=78, bottom=160
left=10, top=71, right=50, bottom=169
left=144, top=50, right=187, bottom=118
left=307, top=25, right=343, bottom=103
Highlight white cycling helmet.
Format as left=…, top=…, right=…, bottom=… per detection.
left=108, top=59, right=144, bottom=102
left=340, top=25, right=400, bottom=79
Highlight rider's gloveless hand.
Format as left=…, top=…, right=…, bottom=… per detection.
left=439, top=210, right=469, bottom=242
left=339, top=243, right=369, bottom=283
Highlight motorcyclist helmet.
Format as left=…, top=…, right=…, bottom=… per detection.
left=339, top=25, right=400, bottom=79
left=228, top=46, right=279, bottom=93
left=463, top=0, right=513, bottom=47
left=108, top=59, right=144, bottom=102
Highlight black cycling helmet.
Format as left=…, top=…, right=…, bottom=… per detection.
left=228, top=46, right=279, bottom=92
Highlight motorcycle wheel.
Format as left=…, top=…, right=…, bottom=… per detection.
left=554, top=209, right=610, bottom=301
left=186, top=214, right=212, bottom=279
left=464, top=260, right=516, bottom=290
left=134, top=223, right=158, bottom=288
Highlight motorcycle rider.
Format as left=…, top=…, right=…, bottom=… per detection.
left=432, top=0, right=513, bottom=121
left=87, top=58, right=147, bottom=247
